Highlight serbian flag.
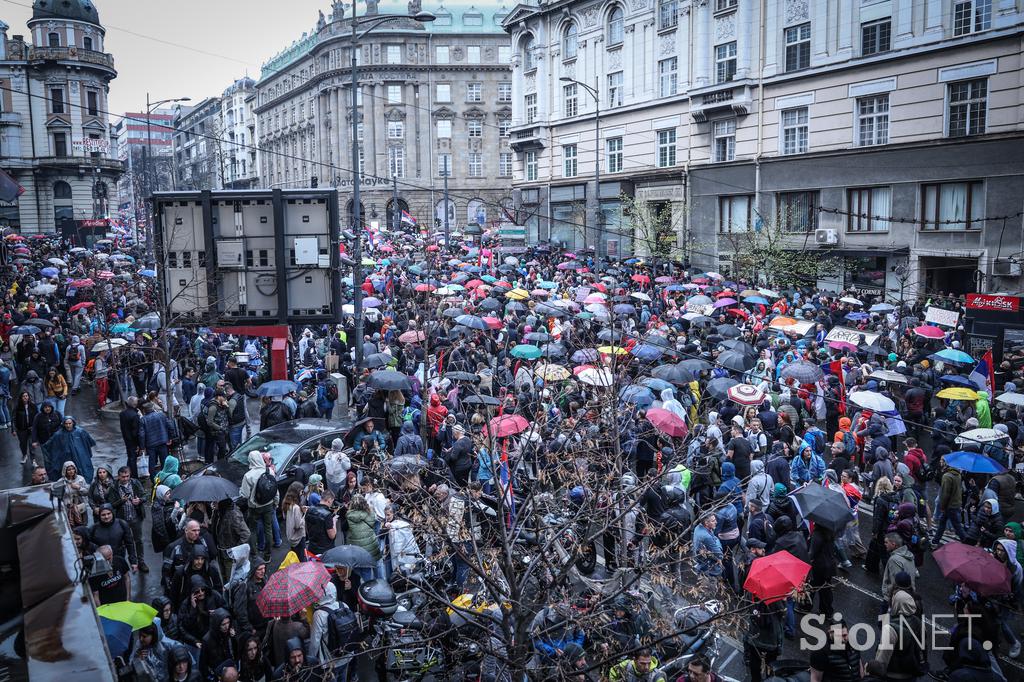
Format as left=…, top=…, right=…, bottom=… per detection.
left=400, top=210, right=417, bottom=227
left=969, top=350, right=995, bottom=394
left=0, top=168, right=25, bottom=203
left=499, top=440, right=516, bottom=527
left=364, top=228, right=377, bottom=252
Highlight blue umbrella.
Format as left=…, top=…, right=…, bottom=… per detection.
left=100, top=617, right=132, bottom=658
left=537, top=281, right=558, bottom=290
left=138, top=269, right=157, bottom=278
left=11, top=325, right=41, bottom=335
left=630, top=344, right=664, bottom=362
left=931, top=348, right=975, bottom=365
left=943, top=451, right=1006, bottom=474
left=845, top=312, right=869, bottom=321
left=664, top=284, right=689, bottom=292
left=571, top=348, right=599, bottom=364
left=455, top=314, right=488, bottom=330
left=940, top=374, right=976, bottom=387
left=613, top=303, right=636, bottom=315
left=743, top=295, right=770, bottom=305
left=618, top=385, right=655, bottom=408
left=640, top=377, right=674, bottom=392
left=256, top=380, right=298, bottom=397
left=363, top=297, right=382, bottom=308
left=40, top=266, right=59, bottom=278
left=870, top=303, right=896, bottom=313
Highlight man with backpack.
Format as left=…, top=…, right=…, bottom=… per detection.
left=223, top=383, right=247, bottom=449
left=308, top=581, right=356, bottom=682
left=316, top=372, right=338, bottom=420
left=203, top=390, right=231, bottom=463
left=239, top=449, right=279, bottom=562
left=65, top=335, right=86, bottom=395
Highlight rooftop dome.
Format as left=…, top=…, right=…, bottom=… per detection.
left=31, top=0, right=101, bottom=26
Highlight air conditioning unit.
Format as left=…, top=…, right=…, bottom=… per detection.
left=814, top=228, right=839, bottom=245
left=993, top=258, right=1022, bottom=277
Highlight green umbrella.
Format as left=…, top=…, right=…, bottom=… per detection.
left=97, top=601, right=157, bottom=631
left=510, top=344, right=542, bottom=360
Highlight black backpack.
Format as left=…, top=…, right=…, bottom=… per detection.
left=253, top=470, right=277, bottom=506
left=316, top=603, right=358, bottom=654
left=197, top=399, right=211, bottom=434
left=67, top=344, right=80, bottom=363
left=325, top=382, right=339, bottom=402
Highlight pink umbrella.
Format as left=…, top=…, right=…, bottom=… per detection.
left=655, top=276, right=675, bottom=283
left=646, top=408, right=688, bottom=438
left=482, top=316, right=504, bottom=330
left=583, top=294, right=607, bottom=304
left=531, top=289, right=550, bottom=297
left=913, top=325, right=945, bottom=339
left=398, top=330, right=426, bottom=343
left=71, top=278, right=95, bottom=288
left=486, top=414, right=530, bottom=437
left=631, top=274, right=651, bottom=285
left=97, top=270, right=115, bottom=279
left=828, top=340, right=858, bottom=352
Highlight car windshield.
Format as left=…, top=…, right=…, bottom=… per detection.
left=230, top=433, right=298, bottom=471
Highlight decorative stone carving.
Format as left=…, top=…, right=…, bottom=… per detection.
left=484, top=46, right=495, bottom=60
left=629, top=0, right=648, bottom=10
left=452, top=46, right=464, bottom=61
left=524, top=73, right=536, bottom=92
left=407, top=44, right=418, bottom=61
left=317, top=11, right=326, bottom=30
left=372, top=45, right=380, bottom=62
left=561, top=60, right=575, bottom=78
left=408, top=0, right=421, bottom=14
left=608, top=50, right=622, bottom=69
left=331, top=1, right=345, bottom=22
left=784, top=0, right=809, bottom=24
left=659, top=33, right=675, bottom=55
left=715, top=13, right=735, bottom=41
left=581, top=7, right=599, bottom=26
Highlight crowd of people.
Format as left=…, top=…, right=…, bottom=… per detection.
left=4, top=225, right=1024, bottom=682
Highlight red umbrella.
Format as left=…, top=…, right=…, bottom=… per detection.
left=69, top=302, right=95, bottom=312
left=631, top=274, right=650, bottom=285
left=743, top=550, right=812, bottom=603
left=481, top=316, right=503, bottom=330
left=465, top=279, right=484, bottom=289
left=645, top=408, right=688, bottom=438
left=933, top=542, right=1012, bottom=596
left=913, top=325, right=945, bottom=339
left=398, top=330, right=426, bottom=343
left=592, top=282, right=608, bottom=293
left=71, top=278, right=95, bottom=288
left=691, top=277, right=709, bottom=285
left=426, top=244, right=440, bottom=252
left=414, top=284, right=436, bottom=293
left=256, top=561, right=331, bottom=618
left=486, top=414, right=529, bottom=438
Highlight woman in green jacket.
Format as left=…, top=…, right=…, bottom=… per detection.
left=345, top=493, right=382, bottom=568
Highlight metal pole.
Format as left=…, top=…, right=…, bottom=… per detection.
left=145, top=92, right=153, bottom=261
left=350, top=12, right=364, bottom=370
left=443, top=156, right=449, bottom=246
left=592, top=76, right=601, bottom=267
left=392, top=173, right=400, bottom=233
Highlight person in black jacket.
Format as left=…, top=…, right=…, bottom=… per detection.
left=31, top=399, right=62, bottom=459
left=107, top=466, right=148, bottom=572
left=296, top=390, right=321, bottom=419
left=89, top=503, right=138, bottom=569
left=444, top=424, right=474, bottom=486
left=259, top=397, right=292, bottom=430
left=230, top=560, right=268, bottom=637
left=178, top=574, right=226, bottom=649
left=152, top=595, right=186, bottom=644
left=809, top=526, right=838, bottom=617
left=119, top=397, right=142, bottom=479
left=199, top=607, right=237, bottom=680
left=13, top=391, right=38, bottom=464
left=237, top=632, right=274, bottom=682
left=151, top=484, right=178, bottom=554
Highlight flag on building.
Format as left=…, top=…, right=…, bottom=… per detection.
left=0, top=168, right=25, bottom=203
left=400, top=210, right=417, bottom=227
left=969, top=350, right=995, bottom=394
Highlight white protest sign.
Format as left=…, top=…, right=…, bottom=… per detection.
left=925, top=306, right=959, bottom=328
left=825, top=325, right=880, bottom=346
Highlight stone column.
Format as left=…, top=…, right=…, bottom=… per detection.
left=328, top=88, right=340, bottom=176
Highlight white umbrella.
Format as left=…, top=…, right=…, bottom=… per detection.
left=867, top=369, right=909, bottom=385
left=848, top=390, right=896, bottom=412
left=956, top=428, right=1007, bottom=445
left=840, top=296, right=863, bottom=306
left=630, top=292, right=652, bottom=302
left=29, top=284, right=57, bottom=295
left=996, top=392, right=1024, bottom=406
left=47, top=257, right=67, bottom=266
left=758, top=288, right=779, bottom=298
left=92, top=338, right=128, bottom=352
left=869, top=303, right=895, bottom=313
left=578, top=368, right=614, bottom=387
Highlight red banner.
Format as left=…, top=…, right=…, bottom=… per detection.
left=966, top=293, right=1020, bottom=312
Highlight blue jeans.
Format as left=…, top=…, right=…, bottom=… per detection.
left=453, top=541, right=473, bottom=586
left=933, top=507, right=966, bottom=544
left=146, top=444, right=169, bottom=476
left=254, top=510, right=281, bottom=551
left=0, top=397, right=10, bottom=427
left=784, top=597, right=795, bottom=637
left=54, top=398, right=66, bottom=416
left=229, top=424, right=244, bottom=449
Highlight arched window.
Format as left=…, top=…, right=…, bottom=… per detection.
left=435, top=199, right=456, bottom=229
left=47, top=32, right=60, bottom=47
left=386, top=198, right=410, bottom=231
left=562, top=23, right=578, bottom=60
left=53, top=181, right=73, bottom=230
left=607, top=7, right=624, bottom=46
left=521, top=35, right=536, bottom=71
left=53, top=181, right=72, bottom=199
left=467, top=199, right=487, bottom=226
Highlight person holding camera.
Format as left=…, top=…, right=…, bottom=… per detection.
left=107, top=465, right=147, bottom=572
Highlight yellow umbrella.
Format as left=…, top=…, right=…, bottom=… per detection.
left=535, top=364, right=570, bottom=381
left=597, top=345, right=628, bottom=355
left=936, top=387, right=979, bottom=401
left=505, top=288, right=530, bottom=301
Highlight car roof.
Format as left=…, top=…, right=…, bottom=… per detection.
left=259, top=418, right=351, bottom=444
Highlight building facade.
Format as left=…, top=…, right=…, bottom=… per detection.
left=113, top=108, right=177, bottom=228
left=254, top=0, right=514, bottom=232
left=504, top=0, right=1024, bottom=298
left=0, top=0, right=122, bottom=234
left=172, top=96, right=223, bottom=191
left=220, top=77, right=259, bottom=189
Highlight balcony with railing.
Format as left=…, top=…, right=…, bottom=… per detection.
left=509, top=126, right=544, bottom=151
left=690, top=82, right=752, bottom=123
left=27, top=46, right=116, bottom=74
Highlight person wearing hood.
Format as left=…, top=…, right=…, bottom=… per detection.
left=237, top=632, right=273, bottom=682
left=745, top=459, right=773, bottom=510
left=130, top=621, right=171, bottom=682
left=13, top=391, right=38, bottom=465
left=975, top=390, right=993, bottom=428
left=240, top=450, right=280, bottom=561
left=19, top=368, right=46, bottom=404
left=153, top=595, right=186, bottom=645
left=273, top=636, right=324, bottom=682
left=322, top=437, right=352, bottom=496
left=789, top=442, right=825, bottom=485
left=964, top=498, right=1004, bottom=548
left=169, top=644, right=201, bottom=682
left=154, top=454, right=181, bottom=492
left=32, top=398, right=62, bottom=457
left=881, top=534, right=917, bottom=602
left=199, top=607, right=237, bottom=680
left=308, top=582, right=354, bottom=680
left=1004, top=523, right=1024, bottom=565
left=716, top=461, right=744, bottom=516
left=767, top=483, right=798, bottom=529
left=170, top=542, right=224, bottom=611
left=215, top=497, right=250, bottom=581
left=42, top=415, right=95, bottom=482
left=89, top=502, right=139, bottom=569
left=230, top=559, right=268, bottom=637
left=393, top=420, right=424, bottom=458
left=874, top=584, right=927, bottom=679
left=178, top=573, right=226, bottom=649
left=659, top=387, right=687, bottom=423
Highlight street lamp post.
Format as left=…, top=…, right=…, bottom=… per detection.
left=144, top=94, right=190, bottom=260
left=560, top=76, right=600, bottom=262
left=348, top=8, right=434, bottom=369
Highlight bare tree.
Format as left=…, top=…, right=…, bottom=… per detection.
left=720, top=207, right=839, bottom=288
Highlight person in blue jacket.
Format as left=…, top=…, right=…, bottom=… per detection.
left=42, top=415, right=96, bottom=482
left=790, top=442, right=826, bottom=485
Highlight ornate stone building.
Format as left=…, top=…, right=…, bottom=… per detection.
left=0, top=0, right=122, bottom=234
left=255, top=1, right=514, bottom=232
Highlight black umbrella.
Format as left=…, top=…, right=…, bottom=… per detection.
left=598, top=329, right=624, bottom=343
left=706, top=377, right=739, bottom=400
left=462, top=394, right=501, bottom=407
left=131, top=313, right=161, bottom=330
left=368, top=370, right=411, bottom=391
left=780, top=360, right=825, bottom=384
left=445, top=371, right=478, bottom=383
left=716, top=324, right=741, bottom=338
left=443, top=307, right=465, bottom=318
left=651, top=364, right=694, bottom=385
left=720, top=339, right=756, bottom=356
left=172, top=474, right=239, bottom=503
left=320, top=544, right=377, bottom=569
left=540, top=343, right=567, bottom=359
left=361, top=353, right=392, bottom=369
left=718, top=350, right=754, bottom=372
left=478, top=298, right=502, bottom=311
left=678, top=358, right=712, bottom=375
left=387, top=455, right=426, bottom=476
left=790, top=484, right=852, bottom=533
left=27, top=318, right=54, bottom=328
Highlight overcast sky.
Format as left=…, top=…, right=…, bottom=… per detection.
left=2, top=0, right=328, bottom=116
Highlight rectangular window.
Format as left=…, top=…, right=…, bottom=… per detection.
left=953, top=0, right=991, bottom=35
left=784, top=23, right=811, bottom=72
left=921, top=181, right=983, bottom=230
left=438, top=153, right=452, bottom=177
left=388, top=147, right=405, bottom=178
left=657, top=129, right=677, bottom=167
left=948, top=79, right=987, bottom=137
left=847, top=186, right=891, bottom=232
left=716, top=0, right=738, bottom=9
left=467, top=46, right=481, bottom=63
left=182, top=251, right=192, bottom=267
left=861, top=18, right=891, bottom=56
left=607, top=71, right=624, bottom=107
left=715, top=42, right=737, bottom=83
left=497, top=82, right=512, bottom=102
left=607, top=137, right=623, bottom=173
left=387, top=120, right=404, bottom=139
left=387, top=45, right=402, bottom=64
left=468, top=119, right=483, bottom=137
left=563, top=83, right=578, bottom=117
left=524, top=93, right=538, bottom=124
left=499, top=152, right=513, bottom=177
left=777, top=191, right=818, bottom=232
left=608, top=12, right=624, bottom=45
left=53, top=131, right=67, bottom=157
left=781, top=107, right=809, bottom=155
left=498, top=46, right=512, bottom=63
left=466, top=82, right=482, bottom=102
left=435, top=45, right=450, bottom=64
left=525, top=151, right=538, bottom=181
left=563, top=144, right=578, bottom=177
left=436, top=83, right=451, bottom=102
left=87, top=91, right=99, bottom=116
left=436, top=120, right=453, bottom=138
left=468, top=152, right=483, bottom=177
left=659, top=0, right=679, bottom=29
left=659, top=57, right=678, bottom=97
left=719, top=195, right=752, bottom=233
left=713, top=119, right=736, bottom=162
left=499, top=117, right=511, bottom=137
left=50, top=88, right=64, bottom=114
left=856, top=95, right=889, bottom=146
left=386, top=85, right=402, bottom=104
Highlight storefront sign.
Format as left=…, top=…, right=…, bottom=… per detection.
left=78, top=219, right=109, bottom=228
left=924, top=306, right=960, bottom=328
left=966, top=294, right=1020, bottom=312
left=825, top=326, right=880, bottom=346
